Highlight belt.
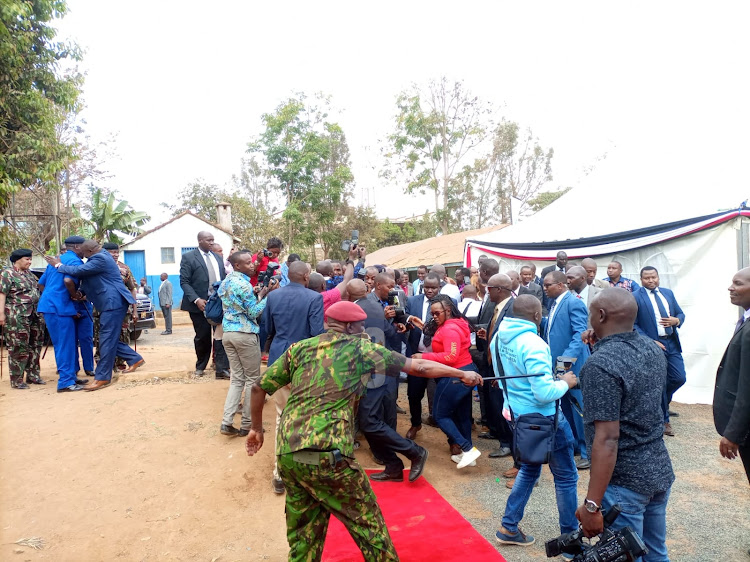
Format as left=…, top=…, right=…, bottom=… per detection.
left=290, top=449, right=348, bottom=469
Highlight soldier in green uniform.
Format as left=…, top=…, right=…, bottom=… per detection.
left=246, top=300, right=482, bottom=562
left=0, top=249, right=45, bottom=389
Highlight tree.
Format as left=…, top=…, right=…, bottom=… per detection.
left=247, top=93, right=355, bottom=260
left=527, top=187, right=572, bottom=213
left=72, top=188, right=149, bottom=243
left=0, top=0, right=83, bottom=209
left=382, top=77, right=492, bottom=234
left=489, top=120, right=554, bottom=223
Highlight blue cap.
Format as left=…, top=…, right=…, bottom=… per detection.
left=64, top=235, right=85, bottom=245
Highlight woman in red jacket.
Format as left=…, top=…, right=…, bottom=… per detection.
left=411, top=294, right=481, bottom=469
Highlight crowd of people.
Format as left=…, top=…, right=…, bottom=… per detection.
left=2, top=235, right=748, bottom=561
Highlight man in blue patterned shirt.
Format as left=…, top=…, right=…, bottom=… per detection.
left=218, top=251, right=277, bottom=436
left=603, top=261, right=640, bottom=293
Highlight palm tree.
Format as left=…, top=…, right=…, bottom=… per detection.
left=71, top=188, right=150, bottom=243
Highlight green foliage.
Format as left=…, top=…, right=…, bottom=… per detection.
left=0, top=0, right=83, bottom=209
left=248, top=93, right=355, bottom=259
left=527, top=187, right=572, bottom=213
left=382, top=78, right=491, bottom=234
left=72, top=188, right=149, bottom=243
left=373, top=214, right=440, bottom=250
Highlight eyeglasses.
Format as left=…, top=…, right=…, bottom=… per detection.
left=543, top=282, right=562, bottom=288
left=486, top=285, right=509, bottom=290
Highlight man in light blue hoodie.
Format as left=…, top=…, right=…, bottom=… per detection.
left=489, top=295, right=579, bottom=548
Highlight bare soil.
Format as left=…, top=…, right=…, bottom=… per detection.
left=1, top=323, right=748, bottom=561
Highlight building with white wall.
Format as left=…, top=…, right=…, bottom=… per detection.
left=121, top=211, right=238, bottom=308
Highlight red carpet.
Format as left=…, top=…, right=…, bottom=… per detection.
left=322, top=470, right=506, bottom=561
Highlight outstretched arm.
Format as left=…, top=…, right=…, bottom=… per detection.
left=404, top=358, right=482, bottom=387
left=246, top=383, right=267, bottom=455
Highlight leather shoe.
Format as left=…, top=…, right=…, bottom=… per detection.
left=405, top=425, right=421, bottom=440
left=409, top=447, right=429, bottom=482
left=503, top=466, right=519, bottom=479
left=84, top=380, right=111, bottom=392
left=272, top=478, right=285, bottom=494
left=75, top=378, right=89, bottom=385
left=220, top=424, right=239, bottom=436
left=58, top=384, right=84, bottom=393
left=160, top=330, right=172, bottom=335
left=215, top=371, right=231, bottom=380
left=478, top=432, right=496, bottom=440
left=84, top=370, right=95, bottom=377
left=489, top=446, right=512, bottom=458
left=663, top=422, right=675, bottom=437
left=27, top=377, right=46, bottom=385
left=576, top=458, right=591, bottom=470
left=370, top=470, right=404, bottom=482
left=668, top=410, right=679, bottom=417
left=449, top=443, right=462, bottom=456
left=122, top=359, right=145, bottom=373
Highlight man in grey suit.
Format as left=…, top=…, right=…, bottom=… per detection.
left=158, top=272, right=173, bottom=335
left=581, top=258, right=611, bottom=290
left=567, top=266, right=602, bottom=311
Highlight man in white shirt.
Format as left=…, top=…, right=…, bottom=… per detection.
left=581, top=258, right=610, bottom=290
left=412, top=265, right=428, bottom=295
left=430, top=263, right=461, bottom=301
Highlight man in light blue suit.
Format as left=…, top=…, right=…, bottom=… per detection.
left=46, top=239, right=144, bottom=391
left=263, top=260, right=325, bottom=494
left=633, top=266, right=686, bottom=437
left=541, top=270, right=591, bottom=469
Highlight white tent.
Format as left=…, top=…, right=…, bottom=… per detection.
left=464, top=186, right=749, bottom=405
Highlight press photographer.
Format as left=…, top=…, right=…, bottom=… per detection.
left=250, top=237, right=284, bottom=287
left=577, top=289, right=674, bottom=561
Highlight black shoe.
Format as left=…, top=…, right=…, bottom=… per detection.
left=409, top=447, right=429, bottom=482
left=75, top=378, right=89, bottom=385
left=57, top=384, right=84, bottom=393
left=84, top=371, right=95, bottom=377
left=668, top=410, right=679, bottom=417
left=13, top=381, right=29, bottom=389
left=215, top=371, right=231, bottom=380
left=576, top=458, right=591, bottom=470
left=27, top=377, right=46, bottom=385
left=220, top=424, right=239, bottom=436
left=370, top=470, right=404, bottom=482
left=238, top=429, right=249, bottom=437
left=160, top=331, right=172, bottom=335
left=478, top=432, right=496, bottom=440
left=272, top=478, right=285, bottom=494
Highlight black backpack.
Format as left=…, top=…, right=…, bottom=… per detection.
left=204, top=281, right=223, bottom=326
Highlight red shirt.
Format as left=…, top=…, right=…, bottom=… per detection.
left=322, top=288, right=342, bottom=311
left=250, top=253, right=279, bottom=286
left=421, top=318, right=474, bottom=369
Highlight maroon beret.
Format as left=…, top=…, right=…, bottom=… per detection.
left=326, top=301, right=367, bottom=323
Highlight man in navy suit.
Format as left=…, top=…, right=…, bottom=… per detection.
left=542, top=270, right=591, bottom=469
left=633, top=266, right=686, bottom=437
left=264, top=260, right=325, bottom=493
left=46, top=239, right=144, bottom=391
left=180, top=231, right=228, bottom=377
left=404, top=274, right=443, bottom=440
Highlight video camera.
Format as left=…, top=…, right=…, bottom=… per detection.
left=545, top=504, right=647, bottom=562
left=341, top=230, right=360, bottom=258
left=258, top=262, right=281, bottom=288
left=386, top=290, right=408, bottom=324
left=555, top=356, right=578, bottom=386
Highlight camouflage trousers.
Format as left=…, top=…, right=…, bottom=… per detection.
left=5, top=312, right=44, bottom=385
left=277, top=453, right=398, bottom=562
left=93, top=309, right=130, bottom=367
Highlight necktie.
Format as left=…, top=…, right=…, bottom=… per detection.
left=488, top=305, right=502, bottom=339
left=651, top=289, right=673, bottom=335
left=735, top=317, right=746, bottom=334
left=545, top=299, right=557, bottom=341
left=204, top=252, right=217, bottom=286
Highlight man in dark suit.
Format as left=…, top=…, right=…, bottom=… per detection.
left=46, top=239, right=144, bottom=391
left=404, top=273, right=442, bottom=439
left=633, top=266, right=686, bottom=437
left=519, top=265, right=545, bottom=306
left=179, top=231, right=228, bottom=377
left=158, top=272, right=173, bottom=335
left=542, top=270, right=591, bottom=469
left=541, top=251, right=569, bottom=312
left=473, top=258, right=499, bottom=443
left=480, top=273, right=515, bottom=462
left=714, top=267, right=750, bottom=483
left=264, top=260, right=325, bottom=494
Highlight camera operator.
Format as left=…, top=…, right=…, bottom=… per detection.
left=576, top=289, right=674, bottom=560
left=250, top=237, right=284, bottom=287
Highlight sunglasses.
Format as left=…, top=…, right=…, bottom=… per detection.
left=486, top=285, right=509, bottom=290
left=430, top=310, right=445, bottom=318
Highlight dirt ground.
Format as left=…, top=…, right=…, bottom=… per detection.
left=1, top=322, right=748, bottom=561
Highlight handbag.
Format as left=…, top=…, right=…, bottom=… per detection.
left=495, top=346, right=559, bottom=465
left=203, top=281, right=223, bottom=326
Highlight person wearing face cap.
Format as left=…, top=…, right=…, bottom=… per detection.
left=37, top=235, right=95, bottom=392
left=245, top=300, right=482, bottom=562
left=0, top=248, right=45, bottom=388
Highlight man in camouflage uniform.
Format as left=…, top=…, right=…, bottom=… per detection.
left=0, top=249, right=45, bottom=389
left=94, top=242, right=137, bottom=368
left=246, top=300, right=482, bottom=562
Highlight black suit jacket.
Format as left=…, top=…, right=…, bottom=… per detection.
left=472, top=297, right=514, bottom=374
left=713, top=318, right=750, bottom=445
left=519, top=282, right=547, bottom=315
left=179, top=249, right=226, bottom=313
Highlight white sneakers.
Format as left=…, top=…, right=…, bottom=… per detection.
left=451, top=447, right=482, bottom=469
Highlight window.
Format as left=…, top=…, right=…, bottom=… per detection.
left=161, top=247, right=175, bottom=264
left=182, top=247, right=197, bottom=254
